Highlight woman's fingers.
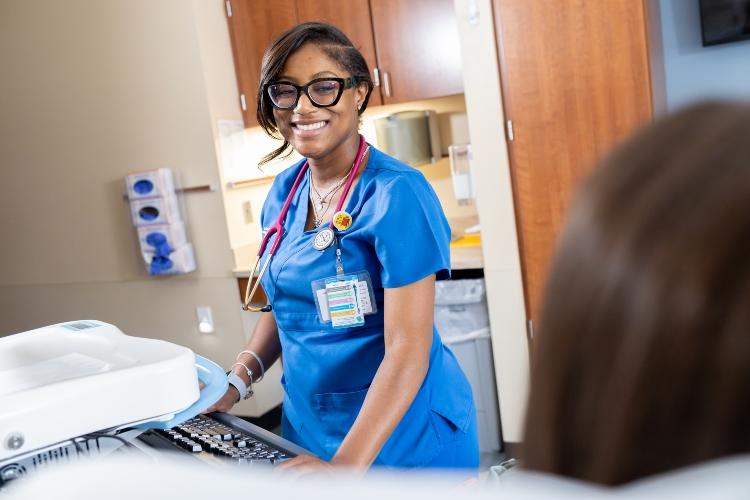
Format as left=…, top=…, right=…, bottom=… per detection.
left=277, top=454, right=314, bottom=469
left=276, top=454, right=332, bottom=479
left=200, top=387, right=240, bottom=414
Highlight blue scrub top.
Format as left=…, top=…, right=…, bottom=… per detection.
left=259, top=146, right=478, bottom=469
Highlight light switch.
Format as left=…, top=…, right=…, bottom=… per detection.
left=243, top=201, right=253, bottom=224
left=196, top=306, right=214, bottom=334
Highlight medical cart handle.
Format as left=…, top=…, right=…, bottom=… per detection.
left=137, top=354, right=228, bottom=430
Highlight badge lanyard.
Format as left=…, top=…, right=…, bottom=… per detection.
left=242, top=135, right=368, bottom=312
left=310, top=141, right=377, bottom=328
left=311, top=236, right=377, bottom=328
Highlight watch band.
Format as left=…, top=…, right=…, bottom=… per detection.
left=227, top=372, right=253, bottom=400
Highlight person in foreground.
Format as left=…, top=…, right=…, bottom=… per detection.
left=206, top=22, right=478, bottom=473
left=521, top=102, right=750, bottom=486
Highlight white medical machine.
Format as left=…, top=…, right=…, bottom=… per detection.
left=0, top=320, right=227, bottom=485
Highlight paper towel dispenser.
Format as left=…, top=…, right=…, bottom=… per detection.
left=374, top=110, right=441, bottom=166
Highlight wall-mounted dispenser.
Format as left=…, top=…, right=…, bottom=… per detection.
left=374, top=110, right=441, bottom=166
left=448, top=143, right=476, bottom=205
left=125, top=168, right=176, bottom=200
left=129, top=196, right=182, bottom=226
left=125, top=168, right=196, bottom=276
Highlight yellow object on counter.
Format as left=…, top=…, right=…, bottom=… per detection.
left=450, top=233, right=482, bottom=248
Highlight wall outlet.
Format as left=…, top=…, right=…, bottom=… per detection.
left=242, top=201, right=253, bottom=224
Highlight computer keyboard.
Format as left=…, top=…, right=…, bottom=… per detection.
left=0, top=413, right=307, bottom=488
left=141, top=413, right=305, bottom=466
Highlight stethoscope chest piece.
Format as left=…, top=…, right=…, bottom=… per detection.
left=312, top=227, right=336, bottom=251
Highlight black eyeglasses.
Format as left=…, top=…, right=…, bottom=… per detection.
left=265, top=77, right=365, bottom=110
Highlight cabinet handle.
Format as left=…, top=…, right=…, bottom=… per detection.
left=372, top=68, right=381, bottom=88
left=240, top=94, right=247, bottom=111
left=382, top=71, right=392, bottom=97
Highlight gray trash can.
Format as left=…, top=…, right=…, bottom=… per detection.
left=435, top=278, right=502, bottom=452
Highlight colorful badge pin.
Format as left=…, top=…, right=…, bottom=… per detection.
left=332, top=211, right=353, bottom=231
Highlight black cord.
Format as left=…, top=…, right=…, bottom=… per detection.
left=72, top=437, right=86, bottom=455
left=83, top=433, right=134, bottom=450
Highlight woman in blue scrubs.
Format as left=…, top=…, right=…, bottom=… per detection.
left=207, top=22, right=479, bottom=473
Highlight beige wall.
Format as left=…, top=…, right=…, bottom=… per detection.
left=0, top=0, right=261, bottom=407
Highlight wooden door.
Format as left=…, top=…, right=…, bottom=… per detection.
left=491, top=0, right=653, bottom=322
left=296, top=0, right=383, bottom=106
left=226, top=0, right=298, bottom=127
left=369, top=0, right=463, bottom=104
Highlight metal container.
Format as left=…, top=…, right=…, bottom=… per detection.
left=373, top=110, right=441, bottom=166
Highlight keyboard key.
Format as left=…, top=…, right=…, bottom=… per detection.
left=158, top=414, right=291, bottom=467
left=249, top=459, right=273, bottom=466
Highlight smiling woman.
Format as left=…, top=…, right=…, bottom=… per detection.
left=256, top=24, right=374, bottom=167
left=204, top=22, right=479, bottom=475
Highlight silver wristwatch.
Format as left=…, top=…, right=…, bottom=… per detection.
left=227, top=372, right=253, bottom=400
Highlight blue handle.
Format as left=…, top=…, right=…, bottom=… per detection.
left=137, top=354, right=228, bottom=430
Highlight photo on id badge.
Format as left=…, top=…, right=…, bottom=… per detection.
left=312, top=271, right=377, bottom=328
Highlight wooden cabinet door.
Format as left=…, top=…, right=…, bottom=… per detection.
left=492, top=0, right=653, bottom=322
left=369, top=0, right=463, bottom=104
left=296, top=0, right=383, bottom=106
left=226, top=0, right=298, bottom=127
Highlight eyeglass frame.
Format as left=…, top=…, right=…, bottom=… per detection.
left=263, top=76, right=370, bottom=110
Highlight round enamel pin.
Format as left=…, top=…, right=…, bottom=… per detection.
left=332, top=211, right=353, bottom=231
left=313, top=227, right=335, bottom=251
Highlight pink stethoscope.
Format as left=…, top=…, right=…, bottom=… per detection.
left=242, top=135, right=369, bottom=312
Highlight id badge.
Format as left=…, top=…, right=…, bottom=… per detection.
left=312, top=271, right=377, bottom=328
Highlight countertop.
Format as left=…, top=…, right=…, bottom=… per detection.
left=233, top=215, right=483, bottom=278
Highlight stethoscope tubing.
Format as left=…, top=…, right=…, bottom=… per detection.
left=242, top=135, right=368, bottom=312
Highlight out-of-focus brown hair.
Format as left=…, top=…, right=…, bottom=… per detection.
left=523, top=102, right=750, bottom=486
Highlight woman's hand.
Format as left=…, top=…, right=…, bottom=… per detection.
left=276, top=454, right=334, bottom=478
left=201, top=385, right=240, bottom=414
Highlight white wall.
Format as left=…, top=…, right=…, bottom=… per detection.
left=454, top=0, right=529, bottom=444
left=658, top=0, right=750, bottom=110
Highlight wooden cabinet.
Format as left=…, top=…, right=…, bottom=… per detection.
left=490, top=0, right=654, bottom=323
left=225, top=0, right=298, bottom=127
left=225, top=0, right=463, bottom=127
left=370, top=0, right=463, bottom=104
